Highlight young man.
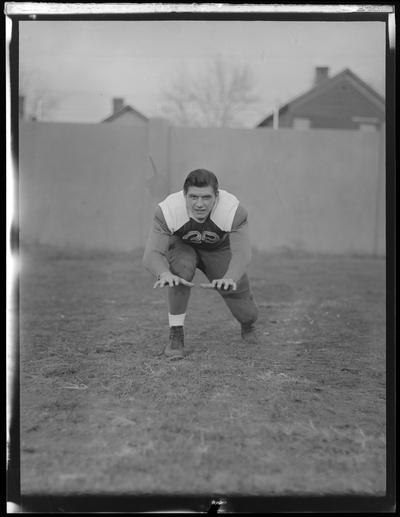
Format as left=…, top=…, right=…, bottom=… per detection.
left=143, top=169, right=259, bottom=360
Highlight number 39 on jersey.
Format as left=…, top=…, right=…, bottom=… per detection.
left=182, top=230, right=220, bottom=244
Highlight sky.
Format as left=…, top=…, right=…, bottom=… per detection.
left=18, top=19, right=386, bottom=127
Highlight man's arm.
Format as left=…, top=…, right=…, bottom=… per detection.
left=142, top=206, right=172, bottom=277
left=201, top=205, right=251, bottom=291
left=224, top=204, right=252, bottom=282
left=142, top=207, right=194, bottom=288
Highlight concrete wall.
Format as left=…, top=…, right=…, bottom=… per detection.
left=167, top=126, right=384, bottom=255
left=18, top=120, right=385, bottom=255
left=19, top=122, right=148, bottom=251
left=374, top=125, right=386, bottom=256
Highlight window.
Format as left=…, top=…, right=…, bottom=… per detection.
left=358, top=123, right=377, bottom=132
left=352, top=116, right=379, bottom=131
left=293, top=117, right=311, bottom=129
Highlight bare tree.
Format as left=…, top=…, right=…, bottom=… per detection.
left=161, top=57, right=261, bottom=128
left=19, top=68, right=62, bottom=121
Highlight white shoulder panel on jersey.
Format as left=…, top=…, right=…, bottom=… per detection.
left=158, top=188, right=239, bottom=233
left=158, top=191, right=189, bottom=233
left=211, top=189, right=240, bottom=231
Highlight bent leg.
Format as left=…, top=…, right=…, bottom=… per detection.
left=198, top=247, right=259, bottom=325
left=167, top=238, right=198, bottom=315
left=221, top=274, right=259, bottom=325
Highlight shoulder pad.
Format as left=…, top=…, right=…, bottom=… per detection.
left=211, top=190, right=240, bottom=231
left=158, top=191, right=189, bottom=233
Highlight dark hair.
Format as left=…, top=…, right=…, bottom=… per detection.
left=183, top=169, right=219, bottom=195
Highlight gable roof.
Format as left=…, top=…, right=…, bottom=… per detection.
left=257, top=68, right=385, bottom=127
left=102, top=105, right=148, bottom=123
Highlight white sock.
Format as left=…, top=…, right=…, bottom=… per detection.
left=168, top=313, right=186, bottom=327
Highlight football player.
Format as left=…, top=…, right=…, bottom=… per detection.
left=143, top=169, right=259, bottom=359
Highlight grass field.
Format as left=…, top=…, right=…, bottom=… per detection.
left=18, top=246, right=386, bottom=497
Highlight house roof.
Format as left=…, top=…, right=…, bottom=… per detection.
left=256, top=68, right=385, bottom=127
left=102, top=105, right=148, bottom=123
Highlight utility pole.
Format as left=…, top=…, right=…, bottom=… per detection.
left=273, top=99, right=280, bottom=130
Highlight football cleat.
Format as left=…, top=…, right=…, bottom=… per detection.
left=164, top=325, right=185, bottom=360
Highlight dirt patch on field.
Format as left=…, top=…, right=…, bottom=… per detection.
left=18, top=247, right=386, bottom=496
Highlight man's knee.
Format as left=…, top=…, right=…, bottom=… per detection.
left=248, top=297, right=259, bottom=324
left=169, top=252, right=197, bottom=281
left=219, top=277, right=259, bottom=324
left=167, top=240, right=198, bottom=281
left=222, top=292, right=259, bottom=325
left=170, top=260, right=196, bottom=281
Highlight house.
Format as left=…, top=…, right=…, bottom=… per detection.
left=102, top=97, right=148, bottom=126
left=257, top=67, right=385, bottom=131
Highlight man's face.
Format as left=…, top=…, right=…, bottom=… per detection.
left=185, top=185, right=218, bottom=222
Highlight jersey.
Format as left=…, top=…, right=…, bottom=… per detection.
left=143, top=189, right=252, bottom=281
left=158, top=189, right=242, bottom=250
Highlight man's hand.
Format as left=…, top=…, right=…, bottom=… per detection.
left=200, top=279, right=237, bottom=291
left=153, top=271, right=194, bottom=288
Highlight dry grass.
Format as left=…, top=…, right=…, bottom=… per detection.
left=19, top=247, right=386, bottom=496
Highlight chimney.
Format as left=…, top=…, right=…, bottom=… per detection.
left=113, top=97, right=125, bottom=114
left=19, top=95, right=25, bottom=119
left=314, top=66, right=329, bottom=86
